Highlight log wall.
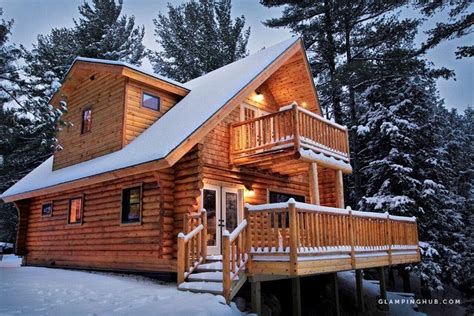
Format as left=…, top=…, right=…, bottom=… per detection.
left=20, top=169, right=176, bottom=272
left=124, top=80, right=181, bottom=144
left=53, top=72, right=126, bottom=170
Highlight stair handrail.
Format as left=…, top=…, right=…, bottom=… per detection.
left=222, top=218, right=249, bottom=303
left=177, top=209, right=207, bottom=285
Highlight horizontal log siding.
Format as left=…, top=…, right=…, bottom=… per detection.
left=20, top=169, right=176, bottom=272
left=53, top=72, right=126, bottom=170
left=172, top=145, right=204, bottom=258
left=124, top=80, right=181, bottom=144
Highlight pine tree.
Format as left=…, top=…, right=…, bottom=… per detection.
left=74, top=0, right=145, bottom=64
left=261, top=0, right=432, bottom=205
left=261, top=0, right=471, bottom=295
left=0, top=8, right=23, bottom=243
left=414, top=0, right=474, bottom=58
left=150, top=0, right=250, bottom=82
left=356, top=75, right=467, bottom=293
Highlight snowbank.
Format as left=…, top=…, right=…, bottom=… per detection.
left=0, top=255, right=245, bottom=315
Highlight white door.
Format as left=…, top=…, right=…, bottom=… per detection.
left=202, top=184, right=242, bottom=255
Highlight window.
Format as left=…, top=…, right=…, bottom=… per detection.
left=81, top=108, right=92, bottom=134
left=42, top=202, right=53, bottom=217
left=269, top=191, right=305, bottom=229
left=268, top=191, right=305, bottom=203
left=121, top=186, right=142, bottom=224
left=142, top=93, right=160, bottom=111
left=68, top=197, right=83, bottom=224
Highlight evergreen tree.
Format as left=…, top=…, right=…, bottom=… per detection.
left=415, top=0, right=474, bottom=58
left=0, top=8, right=23, bottom=243
left=261, top=0, right=471, bottom=295
left=150, top=0, right=250, bottom=82
left=74, top=0, right=145, bottom=64
left=356, top=75, right=467, bottom=292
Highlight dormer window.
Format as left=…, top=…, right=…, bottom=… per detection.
left=81, top=108, right=92, bottom=134
left=142, top=93, right=160, bottom=111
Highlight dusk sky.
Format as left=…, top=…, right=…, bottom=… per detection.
left=2, top=0, right=472, bottom=111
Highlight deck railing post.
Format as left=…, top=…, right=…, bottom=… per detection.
left=292, top=103, right=300, bottom=152
left=348, top=207, right=355, bottom=268
left=386, top=213, right=392, bottom=265
left=244, top=206, right=252, bottom=273
left=177, top=233, right=186, bottom=285
left=414, top=218, right=420, bottom=261
left=289, top=199, right=298, bottom=275
left=222, top=231, right=231, bottom=303
left=201, top=209, right=207, bottom=261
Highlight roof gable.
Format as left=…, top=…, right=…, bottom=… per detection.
left=1, top=36, right=316, bottom=202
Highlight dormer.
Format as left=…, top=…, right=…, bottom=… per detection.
left=51, top=58, right=189, bottom=170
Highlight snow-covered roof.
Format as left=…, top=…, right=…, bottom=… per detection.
left=1, top=36, right=302, bottom=200
left=69, top=57, right=188, bottom=90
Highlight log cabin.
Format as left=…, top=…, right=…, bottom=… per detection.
left=1, top=37, right=420, bottom=312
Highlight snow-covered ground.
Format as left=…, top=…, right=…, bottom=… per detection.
left=338, top=271, right=426, bottom=316
left=0, top=255, right=245, bottom=316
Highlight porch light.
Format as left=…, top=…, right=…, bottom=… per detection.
left=244, top=187, right=255, bottom=198
left=302, top=102, right=307, bottom=108
left=254, top=91, right=264, bottom=102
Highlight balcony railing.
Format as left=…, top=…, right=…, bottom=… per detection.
left=230, top=103, right=350, bottom=164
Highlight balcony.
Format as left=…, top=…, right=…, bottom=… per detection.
left=230, top=103, right=350, bottom=174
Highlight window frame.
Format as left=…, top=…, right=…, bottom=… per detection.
left=121, top=183, right=143, bottom=225
left=67, top=195, right=84, bottom=225
left=141, top=91, right=161, bottom=112
left=267, top=189, right=306, bottom=204
left=41, top=201, right=53, bottom=217
left=80, top=107, right=93, bottom=134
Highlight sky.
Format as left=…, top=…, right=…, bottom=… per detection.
left=1, top=0, right=472, bottom=111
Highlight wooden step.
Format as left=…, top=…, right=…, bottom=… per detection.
left=205, top=255, right=222, bottom=261
left=188, top=271, right=239, bottom=282
left=178, top=281, right=223, bottom=295
left=195, top=261, right=223, bottom=272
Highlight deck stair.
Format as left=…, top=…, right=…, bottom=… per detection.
left=177, top=256, right=246, bottom=298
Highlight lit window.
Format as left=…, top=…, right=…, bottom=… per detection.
left=68, top=197, right=83, bottom=224
left=81, top=108, right=92, bottom=134
left=122, top=186, right=142, bottom=224
left=142, top=93, right=160, bottom=111
left=42, top=202, right=53, bottom=217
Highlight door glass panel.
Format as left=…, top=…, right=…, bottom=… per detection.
left=225, top=192, right=238, bottom=232
left=203, top=189, right=217, bottom=246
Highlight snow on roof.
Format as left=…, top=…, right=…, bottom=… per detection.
left=70, top=57, right=188, bottom=90
left=1, top=36, right=301, bottom=199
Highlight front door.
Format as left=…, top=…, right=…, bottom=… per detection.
left=202, top=184, right=242, bottom=255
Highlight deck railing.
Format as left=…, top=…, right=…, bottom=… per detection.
left=177, top=210, right=207, bottom=284
left=246, top=200, right=419, bottom=273
left=230, top=103, right=350, bottom=163
left=222, top=219, right=249, bottom=302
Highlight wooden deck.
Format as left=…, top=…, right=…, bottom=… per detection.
left=177, top=200, right=420, bottom=302
left=230, top=103, right=350, bottom=174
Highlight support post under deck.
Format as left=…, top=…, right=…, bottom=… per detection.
left=378, top=267, right=388, bottom=311
left=333, top=273, right=341, bottom=316
left=251, top=281, right=262, bottom=315
left=355, top=269, right=364, bottom=313
left=292, top=277, right=302, bottom=316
